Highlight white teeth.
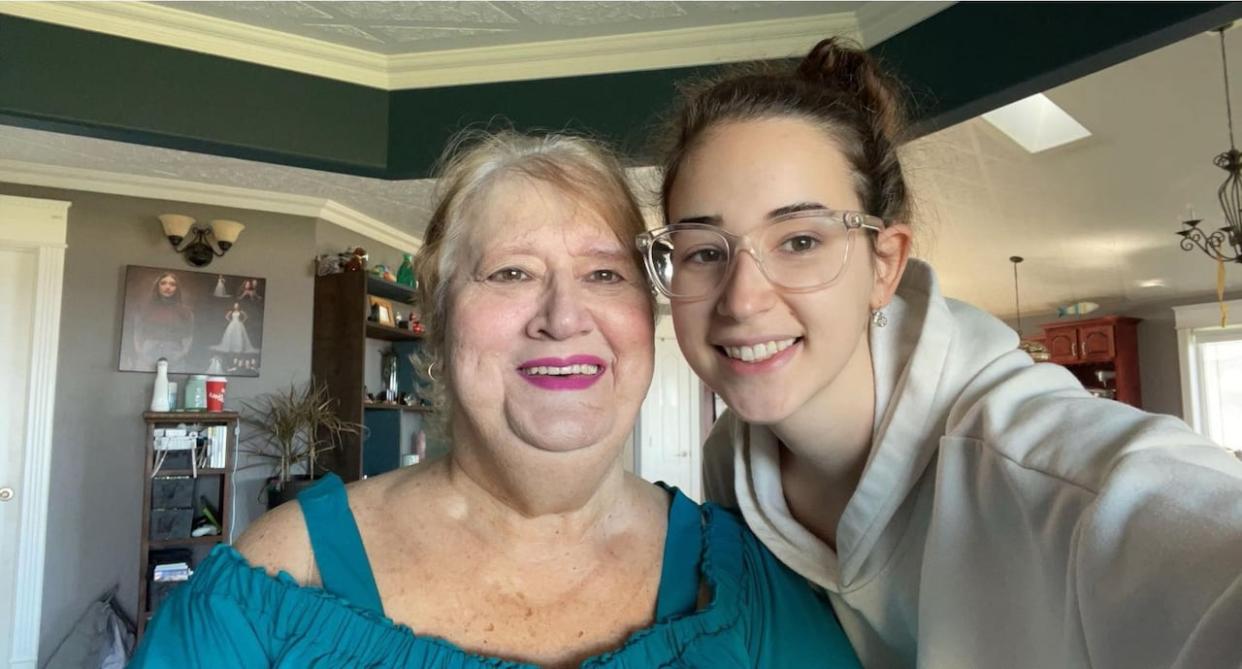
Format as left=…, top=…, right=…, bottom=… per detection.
left=722, top=338, right=797, bottom=363
left=523, top=363, right=601, bottom=376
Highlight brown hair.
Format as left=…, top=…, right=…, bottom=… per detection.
left=413, top=129, right=650, bottom=424
left=660, top=38, right=911, bottom=227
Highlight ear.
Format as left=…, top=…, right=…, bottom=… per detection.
left=869, top=223, right=912, bottom=311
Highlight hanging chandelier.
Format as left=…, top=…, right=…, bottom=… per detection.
left=1010, top=256, right=1050, bottom=361
left=1178, top=24, right=1242, bottom=262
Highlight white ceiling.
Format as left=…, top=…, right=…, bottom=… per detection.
left=2, top=1, right=949, bottom=89
left=153, top=1, right=863, bottom=55
left=905, top=27, right=1242, bottom=318
left=2, top=20, right=1240, bottom=322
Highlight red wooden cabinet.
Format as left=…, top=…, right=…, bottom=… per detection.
left=1039, top=316, right=1142, bottom=408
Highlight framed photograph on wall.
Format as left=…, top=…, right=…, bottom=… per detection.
left=369, top=296, right=396, bottom=327
left=119, top=265, right=266, bottom=377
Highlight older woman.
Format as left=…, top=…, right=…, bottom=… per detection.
left=131, top=131, right=860, bottom=668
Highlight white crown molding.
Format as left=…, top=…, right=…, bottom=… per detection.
left=0, top=1, right=391, bottom=88
left=855, top=1, right=955, bottom=47
left=0, top=1, right=861, bottom=90
left=0, top=159, right=422, bottom=252
left=386, top=14, right=861, bottom=89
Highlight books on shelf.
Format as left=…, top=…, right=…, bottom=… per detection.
left=152, top=424, right=228, bottom=474
left=204, top=425, right=227, bottom=469
left=152, top=561, right=193, bottom=582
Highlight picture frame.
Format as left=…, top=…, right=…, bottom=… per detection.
left=369, top=295, right=396, bottom=327
left=119, top=265, right=265, bottom=377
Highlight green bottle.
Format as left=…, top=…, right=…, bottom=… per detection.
left=396, top=253, right=416, bottom=288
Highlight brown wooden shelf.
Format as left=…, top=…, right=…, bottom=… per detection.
left=365, top=322, right=422, bottom=341
left=144, top=410, right=239, bottom=422
left=149, top=535, right=226, bottom=549
left=364, top=403, right=433, bottom=413
left=139, top=412, right=237, bottom=643
left=366, top=275, right=417, bottom=303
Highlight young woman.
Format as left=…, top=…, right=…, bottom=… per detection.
left=639, top=38, right=1242, bottom=668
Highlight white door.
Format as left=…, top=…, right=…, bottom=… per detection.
left=636, top=316, right=704, bottom=500
left=0, top=247, right=37, bottom=668
left=0, top=195, right=68, bottom=669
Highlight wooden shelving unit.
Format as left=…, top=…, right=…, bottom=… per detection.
left=312, top=270, right=429, bottom=481
left=137, top=411, right=237, bottom=640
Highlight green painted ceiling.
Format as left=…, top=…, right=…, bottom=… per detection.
left=2, top=2, right=1239, bottom=180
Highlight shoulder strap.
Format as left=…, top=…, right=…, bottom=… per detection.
left=296, top=474, right=385, bottom=615
left=655, top=486, right=704, bottom=620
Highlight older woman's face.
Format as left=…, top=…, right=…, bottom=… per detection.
left=447, top=176, right=654, bottom=455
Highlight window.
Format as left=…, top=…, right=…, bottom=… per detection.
left=1175, top=300, right=1242, bottom=451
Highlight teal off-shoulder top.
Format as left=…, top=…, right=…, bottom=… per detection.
left=131, top=474, right=859, bottom=668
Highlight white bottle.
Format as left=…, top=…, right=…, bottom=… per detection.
left=151, top=358, right=171, bottom=412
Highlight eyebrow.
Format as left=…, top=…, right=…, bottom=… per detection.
left=675, top=201, right=830, bottom=226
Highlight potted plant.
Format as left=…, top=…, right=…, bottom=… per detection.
left=241, top=380, right=361, bottom=509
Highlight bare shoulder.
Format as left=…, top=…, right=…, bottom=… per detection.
left=233, top=496, right=314, bottom=584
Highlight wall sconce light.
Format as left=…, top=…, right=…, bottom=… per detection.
left=158, top=214, right=244, bottom=267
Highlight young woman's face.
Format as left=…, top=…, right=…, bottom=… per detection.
left=665, top=118, right=880, bottom=424
left=158, top=275, right=178, bottom=297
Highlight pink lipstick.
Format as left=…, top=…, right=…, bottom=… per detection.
left=517, top=355, right=607, bottom=390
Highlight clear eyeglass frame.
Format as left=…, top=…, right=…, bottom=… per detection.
left=635, top=209, right=885, bottom=300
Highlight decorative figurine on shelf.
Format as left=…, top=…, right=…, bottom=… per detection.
left=343, top=247, right=368, bottom=272
left=381, top=350, right=399, bottom=403
left=315, top=253, right=343, bottom=276
left=396, top=253, right=416, bottom=288
left=369, top=264, right=397, bottom=283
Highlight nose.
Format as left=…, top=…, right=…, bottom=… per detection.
left=526, top=273, right=595, bottom=340
left=715, top=249, right=778, bottom=320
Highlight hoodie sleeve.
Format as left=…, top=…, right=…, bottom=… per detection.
left=1072, top=443, right=1242, bottom=669
left=702, top=412, right=740, bottom=508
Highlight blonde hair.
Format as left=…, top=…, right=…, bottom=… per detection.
left=413, top=129, right=650, bottom=428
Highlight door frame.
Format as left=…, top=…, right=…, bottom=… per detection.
left=0, top=195, right=69, bottom=669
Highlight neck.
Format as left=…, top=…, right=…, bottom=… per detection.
left=770, top=328, right=875, bottom=549
left=446, top=421, right=636, bottom=548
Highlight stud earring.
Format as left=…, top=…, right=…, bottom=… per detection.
left=871, top=309, right=888, bottom=328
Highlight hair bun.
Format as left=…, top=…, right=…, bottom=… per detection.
left=796, top=38, right=906, bottom=145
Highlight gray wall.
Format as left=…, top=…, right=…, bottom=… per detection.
left=0, top=182, right=410, bottom=663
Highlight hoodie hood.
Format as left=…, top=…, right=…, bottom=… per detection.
left=730, top=259, right=1023, bottom=591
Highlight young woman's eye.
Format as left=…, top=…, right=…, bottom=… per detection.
left=682, top=247, right=726, bottom=265
left=589, top=269, right=624, bottom=283
left=487, top=268, right=530, bottom=283
left=779, top=235, right=821, bottom=253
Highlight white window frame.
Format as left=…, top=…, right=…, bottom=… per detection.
left=1174, top=299, right=1242, bottom=447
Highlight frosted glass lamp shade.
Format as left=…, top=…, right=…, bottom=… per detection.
left=159, top=214, right=195, bottom=240
left=210, top=220, right=244, bottom=248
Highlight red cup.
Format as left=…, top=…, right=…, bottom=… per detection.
left=206, top=376, right=228, bottom=412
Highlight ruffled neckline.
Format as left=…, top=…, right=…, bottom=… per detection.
left=187, top=503, right=750, bottom=668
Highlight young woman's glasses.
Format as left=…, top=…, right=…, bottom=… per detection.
left=636, top=210, right=884, bottom=300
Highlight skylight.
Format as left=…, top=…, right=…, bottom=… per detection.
left=982, top=93, right=1091, bottom=153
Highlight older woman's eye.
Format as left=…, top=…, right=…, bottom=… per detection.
left=588, top=269, right=625, bottom=283
left=487, top=268, right=530, bottom=283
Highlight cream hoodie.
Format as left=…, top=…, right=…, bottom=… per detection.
left=703, top=260, right=1242, bottom=669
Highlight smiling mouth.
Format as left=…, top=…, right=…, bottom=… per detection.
left=520, top=364, right=602, bottom=377
left=716, top=338, right=800, bottom=363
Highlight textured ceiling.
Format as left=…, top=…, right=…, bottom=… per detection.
left=905, top=28, right=1242, bottom=318
left=3, top=26, right=1240, bottom=321
left=154, top=1, right=862, bottom=55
